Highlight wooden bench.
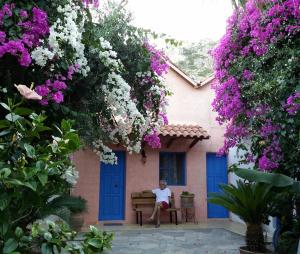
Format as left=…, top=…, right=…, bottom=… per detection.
left=131, top=191, right=180, bottom=226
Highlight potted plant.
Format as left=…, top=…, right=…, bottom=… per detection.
left=180, top=191, right=195, bottom=208
left=209, top=180, right=274, bottom=253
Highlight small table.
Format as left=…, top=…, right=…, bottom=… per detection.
left=181, top=207, right=196, bottom=223
left=180, top=195, right=196, bottom=223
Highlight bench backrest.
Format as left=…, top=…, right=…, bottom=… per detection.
left=131, top=191, right=176, bottom=208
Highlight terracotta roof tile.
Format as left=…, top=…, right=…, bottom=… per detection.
left=159, top=124, right=210, bottom=139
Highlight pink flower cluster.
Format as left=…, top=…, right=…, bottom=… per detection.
left=82, top=0, right=100, bottom=8
left=159, top=112, right=169, bottom=125
left=144, top=42, right=169, bottom=76
left=257, top=120, right=282, bottom=170
left=0, top=4, right=49, bottom=66
left=246, top=104, right=270, bottom=118
left=212, top=0, right=300, bottom=170
left=212, top=77, right=244, bottom=124
left=218, top=123, right=249, bottom=155
left=213, top=0, right=300, bottom=70
left=35, top=79, right=67, bottom=105
left=242, top=70, right=253, bottom=81
left=0, top=3, right=76, bottom=106
left=35, top=64, right=80, bottom=105
left=144, top=130, right=161, bottom=149
left=258, top=139, right=283, bottom=171
left=285, top=92, right=300, bottom=115
left=260, top=120, right=280, bottom=137
left=67, top=64, right=80, bottom=80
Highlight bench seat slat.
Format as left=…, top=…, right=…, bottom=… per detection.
left=131, top=191, right=179, bottom=226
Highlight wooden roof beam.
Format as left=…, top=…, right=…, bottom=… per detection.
left=189, top=138, right=201, bottom=149
left=166, top=137, right=177, bottom=148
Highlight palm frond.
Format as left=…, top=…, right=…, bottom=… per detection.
left=208, top=180, right=275, bottom=224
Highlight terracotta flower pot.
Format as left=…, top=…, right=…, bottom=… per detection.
left=239, top=246, right=273, bottom=254
left=180, top=194, right=194, bottom=208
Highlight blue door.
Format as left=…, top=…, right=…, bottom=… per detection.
left=206, top=153, right=229, bottom=218
left=99, top=151, right=125, bottom=221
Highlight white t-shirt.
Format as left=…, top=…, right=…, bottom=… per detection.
left=152, top=188, right=171, bottom=204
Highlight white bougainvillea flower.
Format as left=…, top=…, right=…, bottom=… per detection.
left=15, top=84, right=42, bottom=100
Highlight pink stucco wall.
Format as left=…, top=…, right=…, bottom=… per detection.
left=72, top=149, right=100, bottom=225
left=73, top=68, right=226, bottom=225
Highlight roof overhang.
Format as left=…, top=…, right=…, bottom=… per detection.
left=159, top=124, right=210, bottom=149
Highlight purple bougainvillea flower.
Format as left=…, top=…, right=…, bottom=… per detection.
left=52, top=80, right=67, bottom=90
left=52, top=91, right=64, bottom=104
left=19, top=10, right=28, bottom=19
left=0, top=31, right=6, bottom=43
left=82, top=0, right=100, bottom=8
left=285, top=92, right=300, bottom=115
left=144, top=41, right=169, bottom=76
left=35, top=85, right=50, bottom=97
left=242, top=70, right=253, bottom=81
left=40, top=99, right=49, bottom=106
left=144, top=130, right=161, bottom=149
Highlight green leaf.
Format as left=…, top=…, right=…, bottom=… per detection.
left=23, top=143, right=35, bottom=158
left=31, top=224, right=39, bottom=238
left=234, top=168, right=294, bottom=187
left=36, top=161, right=46, bottom=170
left=14, top=107, right=33, bottom=116
left=65, top=133, right=81, bottom=150
left=0, top=168, right=11, bottom=178
left=5, top=113, right=22, bottom=122
left=0, top=103, right=10, bottom=111
left=0, top=129, right=11, bottom=137
left=61, top=120, right=70, bottom=132
left=41, top=243, right=52, bottom=254
left=0, top=120, right=10, bottom=129
left=3, top=238, right=18, bottom=254
left=6, top=179, right=37, bottom=191
left=35, top=126, right=52, bottom=132
left=38, top=173, right=48, bottom=186
left=15, top=227, right=23, bottom=238
left=23, top=181, right=37, bottom=191
left=0, top=223, right=8, bottom=237
left=87, top=238, right=103, bottom=248
left=0, top=193, right=10, bottom=211
left=292, top=181, right=300, bottom=194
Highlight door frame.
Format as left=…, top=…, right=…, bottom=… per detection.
left=99, top=151, right=126, bottom=221
left=206, top=152, right=229, bottom=218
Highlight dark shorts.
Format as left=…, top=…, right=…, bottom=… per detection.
left=161, top=201, right=169, bottom=210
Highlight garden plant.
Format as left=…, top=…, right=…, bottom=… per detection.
left=209, top=180, right=275, bottom=253
left=212, top=0, right=300, bottom=252
left=0, top=0, right=170, bottom=253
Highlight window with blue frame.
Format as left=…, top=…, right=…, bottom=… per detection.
left=159, top=152, right=186, bottom=186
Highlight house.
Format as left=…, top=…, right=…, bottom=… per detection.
left=72, top=63, right=228, bottom=225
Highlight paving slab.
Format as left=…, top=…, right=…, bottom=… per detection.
left=103, top=228, right=243, bottom=254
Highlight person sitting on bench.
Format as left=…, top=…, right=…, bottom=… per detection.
left=147, top=179, right=171, bottom=227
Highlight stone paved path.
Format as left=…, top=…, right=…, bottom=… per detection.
left=104, top=228, right=244, bottom=254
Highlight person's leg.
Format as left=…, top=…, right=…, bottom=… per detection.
left=148, top=202, right=161, bottom=220
left=156, top=206, right=161, bottom=227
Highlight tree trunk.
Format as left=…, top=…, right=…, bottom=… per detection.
left=246, top=224, right=266, bottom=252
